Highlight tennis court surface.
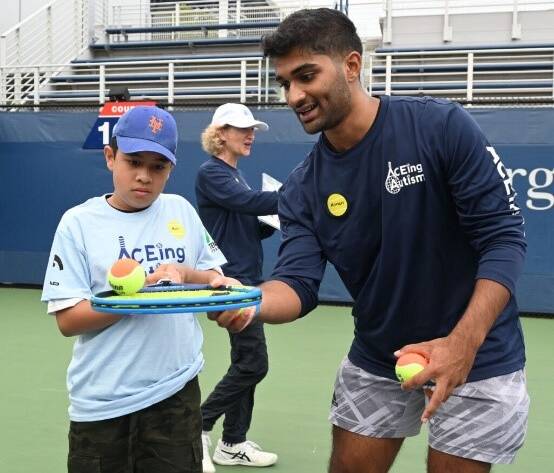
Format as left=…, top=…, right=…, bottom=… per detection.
left=0, top=287, right=551, bottom=472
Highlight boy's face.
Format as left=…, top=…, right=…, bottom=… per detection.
left=274, top=48, right=354, bottom=135
left=104, top=147, right=172, bottom=211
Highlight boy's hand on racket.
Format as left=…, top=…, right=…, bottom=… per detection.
left=145, top=264, right=182, bottom=285
left=395, top=333, right=477, bottom=423
left=207, top=273, right=242, bottom=288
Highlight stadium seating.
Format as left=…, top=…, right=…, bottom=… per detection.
left=30, top=12, right=280, bottom=105
left=376, top=42, right=554, bottom=53
left=104, top=21, right=280, bottom=38
left=2, top=0, right=554, bottom=107
left=38, top=86, right=278, bottom=101
left=90, top=36, right=265, bottom=51
left=70, top=52, right=265, bottom=64
left=50, top=70, right=271, bottom=83
left=368, top=42, right=554, bottom=101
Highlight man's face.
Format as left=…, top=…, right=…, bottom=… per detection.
left=274, top=48, right=352, bottom=135
left=105, top=148, right=172, bottom=211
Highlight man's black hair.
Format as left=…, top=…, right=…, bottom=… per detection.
left=262, top=8, right=362, bottom=59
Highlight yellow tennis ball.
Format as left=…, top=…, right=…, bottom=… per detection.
left=108, top=258, right=146, bottom=295
left=395, top=353, right=428, bottom=383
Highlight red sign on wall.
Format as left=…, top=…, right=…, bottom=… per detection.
left=83, top=101, right=157, bottom=149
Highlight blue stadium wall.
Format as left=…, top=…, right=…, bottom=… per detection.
left=1, top=107, right=553, bottom=313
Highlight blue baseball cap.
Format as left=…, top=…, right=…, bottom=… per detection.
left=113, top=106, right=178, bottom=164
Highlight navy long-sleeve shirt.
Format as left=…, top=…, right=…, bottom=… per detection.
left=195, top=156, right=279, bottom=285
left=271, top=95, right=526, bottom=382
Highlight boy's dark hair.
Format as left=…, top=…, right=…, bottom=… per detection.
left=109, top=136, right=118, bottom=154
left=262, top=8, right=362, bottom=59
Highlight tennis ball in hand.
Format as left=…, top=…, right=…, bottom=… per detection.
left=395, top=353, right=428, bottom=383
left=108, top=258, right=146, bottom=295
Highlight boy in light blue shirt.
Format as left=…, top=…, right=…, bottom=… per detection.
left=41, top=106, right=241, bottom=472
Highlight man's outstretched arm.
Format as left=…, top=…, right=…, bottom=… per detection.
left=208, top=280, right=302, bottom=331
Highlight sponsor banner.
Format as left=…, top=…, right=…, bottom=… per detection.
left=0, top=109, right=552, bottom=312
left=504, top=160, right=554, bottom=212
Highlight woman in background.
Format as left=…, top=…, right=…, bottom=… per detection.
left=195, top=103, right=279, bottom=473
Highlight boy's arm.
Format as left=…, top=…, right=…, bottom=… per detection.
left=57, top=265, right=234, bottom=337
left=56, top=301, right=122, bottom=337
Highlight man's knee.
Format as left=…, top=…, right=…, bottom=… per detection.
left=329, top=447, right=358, bottom=473
left=329, top=426, right=403, bottom=473
left=427, top=448, right=491, bottom=473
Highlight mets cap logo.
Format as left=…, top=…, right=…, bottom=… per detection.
left=149, top=115, right=163, bottom=134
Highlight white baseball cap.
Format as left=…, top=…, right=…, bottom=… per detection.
left=211, top=103, right=269, bottom=131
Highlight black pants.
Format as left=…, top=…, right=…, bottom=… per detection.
left=201, top=318, right=268, bottom=444
left=68, top=378, right=202, bottom=473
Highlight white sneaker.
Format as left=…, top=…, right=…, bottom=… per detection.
left=202, top=433, right=216, bottom=473
left=213, top=439, right=278, bottom=467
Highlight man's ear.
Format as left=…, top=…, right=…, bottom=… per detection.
left=104, top=145, right=115, bottom=171
left=344, top=51, right=362, bottom=83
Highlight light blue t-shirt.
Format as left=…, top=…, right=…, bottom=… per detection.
left=41, top=194, right=226, bottom=421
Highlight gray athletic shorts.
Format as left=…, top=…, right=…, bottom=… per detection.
left=329, top=357, right=529, bottom=464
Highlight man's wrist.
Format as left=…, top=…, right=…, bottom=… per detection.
left=449, top=319, right=484, bottom=353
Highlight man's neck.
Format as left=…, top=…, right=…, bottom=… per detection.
left=324, top=94, right=380, bottom=153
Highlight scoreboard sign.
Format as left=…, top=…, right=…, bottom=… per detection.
left=83, top=101, right=157, bottom=149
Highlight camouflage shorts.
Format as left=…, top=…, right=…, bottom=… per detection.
left=68, top=377, right=202, bottom=473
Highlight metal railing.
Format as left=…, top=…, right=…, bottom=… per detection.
left=2, top=0, right=554, bottom=107
left=3, top=0, right=552, bottom=67
left=368, top=45, right=554, bottom=102
left=382, top=0, right=554, bottom=43
left=0, top=0, right=89, bottom=68
left=109, top=0, right=326, bottom=30
left=0, top=56, right=275, bottom=106
left=387, top=0, right=552, bottom=15
left=105, top=0, right=385, bottom=40
left=5, top=44, right=553, bottom=108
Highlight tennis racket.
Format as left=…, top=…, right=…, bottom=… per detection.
left=91, top=283, right=261, bottom=315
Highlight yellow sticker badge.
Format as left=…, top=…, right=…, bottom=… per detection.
left=167, top=220, right=186, bottom=239
left=327, top=193, right=348, bottom=217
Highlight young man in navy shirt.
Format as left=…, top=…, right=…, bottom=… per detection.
left=212, top=8, right=528, bottom=473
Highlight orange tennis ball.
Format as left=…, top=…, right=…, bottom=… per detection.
left=395, top=353, right=428, bottom=383
left=108, top=258, right=145, bottom=295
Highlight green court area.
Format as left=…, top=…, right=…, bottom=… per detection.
left=0, top=287, right=551, bottom=472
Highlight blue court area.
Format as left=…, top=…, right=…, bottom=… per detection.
left=0, top=287, right=551, bottom=473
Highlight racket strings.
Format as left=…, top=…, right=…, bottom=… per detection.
left=91, top=284, right=261, bottom=314
left=92, top=296, right=260, bottom=311
left=142, top=285, right=237, bottom=296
